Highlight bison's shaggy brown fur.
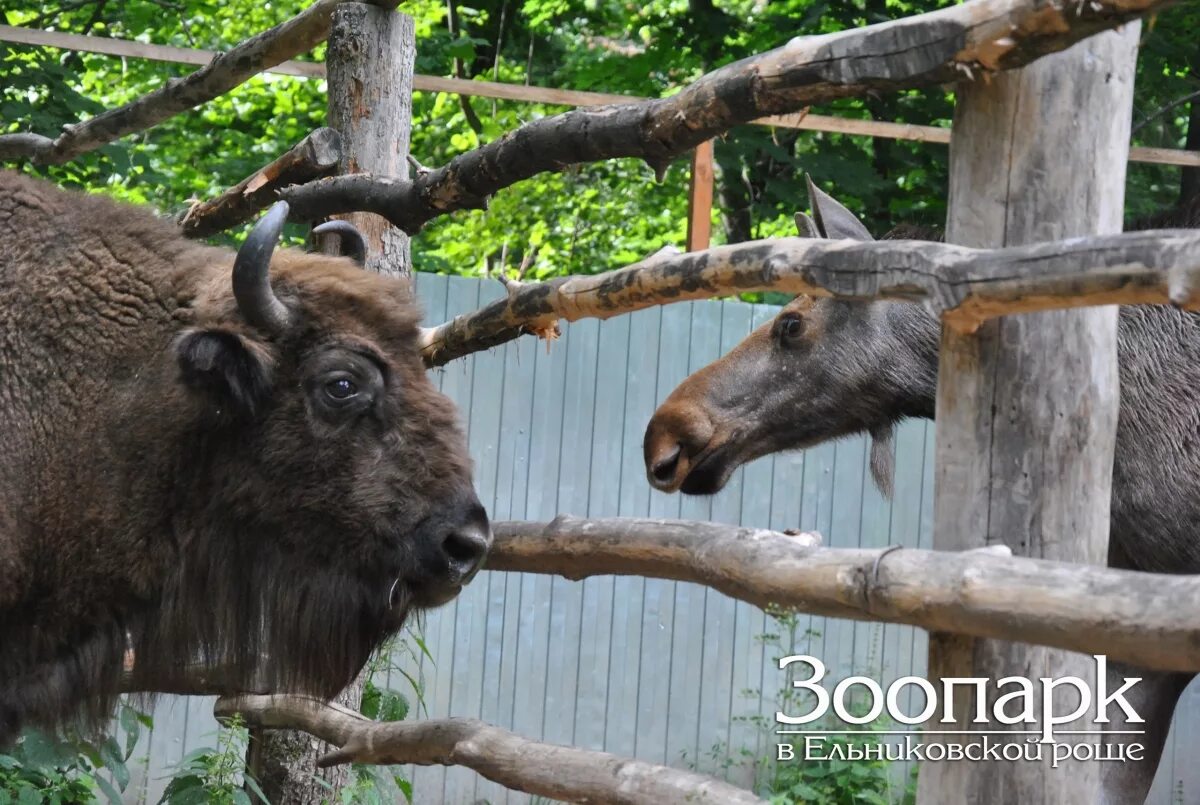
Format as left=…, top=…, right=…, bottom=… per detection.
left=0, top=171, right=487, bottom=744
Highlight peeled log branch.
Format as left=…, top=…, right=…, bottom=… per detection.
left=417, top=229, right=1200, bottom=366
left=0, top=1, right=396, bottom=166
left=179, top=128, right=342, bottom=238
left=215, top=695, right=764, bottom=805
left=279, top=0, right=1169, bottom=232
left=120, top=662, right=273, bottom=697
left=489, top=516, right=1200, bottom=673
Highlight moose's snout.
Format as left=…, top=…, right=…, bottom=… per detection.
left=644, top=400, right=716, bottom=493
left=442, top=513, right=491, bottom=584
left=650, top=444, right=682, bottom=485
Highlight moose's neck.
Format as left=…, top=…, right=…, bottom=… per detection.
left=883, top=302, right=940, bottom=421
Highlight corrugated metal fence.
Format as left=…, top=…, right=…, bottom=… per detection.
left=117, top=273, right=1199, bottom=804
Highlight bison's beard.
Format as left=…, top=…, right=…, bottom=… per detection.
left=0, top=527, right=410, bottom=750
left=0, top=621, right=129, bottom=748
left=125, top=529, right=411, bottom=702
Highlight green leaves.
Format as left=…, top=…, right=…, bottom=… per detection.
left=360, top=682, right=411, bottom=723
left=0, top=704, right=152, bottom=805
left=157, top=714, right=264, bottom=805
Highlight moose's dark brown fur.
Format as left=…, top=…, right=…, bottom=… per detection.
left=0, top=171, right=490, bottom=745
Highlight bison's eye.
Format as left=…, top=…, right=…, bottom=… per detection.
left=775, top=313, right=805, bottom=347
left=325, top=377, right=359, bottom=401
left=305, top=348, right=385, bottom=422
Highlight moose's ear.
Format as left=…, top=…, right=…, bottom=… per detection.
left=794, top=211, right=821, bottom=239
left=805, top=175, right=875, bottom=242
left=176, top=329, right=275, bottom=417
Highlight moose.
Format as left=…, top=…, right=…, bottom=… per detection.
left=0, top=171, right=490, bottom=746
left=643, top=181, right=1200, bottom=804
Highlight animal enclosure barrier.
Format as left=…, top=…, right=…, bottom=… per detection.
left=109, top=275, right=1200, bottom=804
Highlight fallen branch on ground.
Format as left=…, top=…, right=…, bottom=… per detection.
left=0, top=1, right=394, bottom=165
left=488, top=516, right=1200, bottom=673
left=180, top=128, right=342, bottom=238
left=417, top=228, right=1200, bottom=365
left=215, top=694, right=764, bottom=805
left=279, top=0, right=1168, bottom=232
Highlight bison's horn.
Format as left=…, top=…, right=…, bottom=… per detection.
left=233, top=200, right=292, bottom=334
left=312, top=220, right=367, bottom=266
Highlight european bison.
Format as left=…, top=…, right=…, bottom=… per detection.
left=0, top=171, right=490, bottom=745
left=643, top=182, right=1200, bottom=804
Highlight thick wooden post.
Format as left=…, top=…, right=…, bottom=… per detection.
left=252, top=5, right=416, bottom=803
left=918, top=26, right=1139, bottom=804
left=317, top=3, right=415, bottom=279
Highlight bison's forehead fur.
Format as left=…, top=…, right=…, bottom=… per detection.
left=193, top=250, right=424, bottom=346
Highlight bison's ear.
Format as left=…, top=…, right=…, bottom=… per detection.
left=176, top=329, right=275, bottom=418
left=804, top=174, right=875, bottom=242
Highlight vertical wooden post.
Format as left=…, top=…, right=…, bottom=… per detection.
left=252, top=5, right=416, bottom=804
left=318, top=3, right=415, bottom=280
left=918, top=26, right=1139, bottom=804
left=687, top=139, right=714, bottom=251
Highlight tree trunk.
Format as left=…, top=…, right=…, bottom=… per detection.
left=251, top=5, right=415, bottom=802
left=918, top=25, right=1139, bottom=805
left=1180, top=92, right=1200, bottom=212
left=316, top=3, right=415, bottom=279
left=713, top=142, right=752, bottom=243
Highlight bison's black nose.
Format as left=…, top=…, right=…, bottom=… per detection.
left=442, top=513, right=491, bottom=584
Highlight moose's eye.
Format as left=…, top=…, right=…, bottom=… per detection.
left=324, top=377, right=359, bottom=401
left=776, top=314, right=805, bottom=346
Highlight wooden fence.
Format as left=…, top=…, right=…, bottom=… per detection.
left=114, top=273, right=1200, bottom=804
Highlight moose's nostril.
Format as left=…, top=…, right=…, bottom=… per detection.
left=442, top=523, right=491, bottom=583
left=651, top=445, right=682, bottom=484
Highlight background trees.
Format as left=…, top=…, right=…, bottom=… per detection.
left=2, top=0, right=1196, bottom=272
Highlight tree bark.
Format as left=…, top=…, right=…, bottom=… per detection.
left=251, top=6, right=416, bottom=802
left=413, top=227, right=1200, bottom=366
left=314, top=3, right=415, bottom=279
left=480, top=517, right=1200, bottom=671
left=278, top=0, right=1170, bottom=233
left=217, top=695, right=765, bottom=805
left=1180, top=90, right=1200, bottom=210
left=179, top=128, right=342, bottom=239
left=919, top=25, right=1139, bottom=805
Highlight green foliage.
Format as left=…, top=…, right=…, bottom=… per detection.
left=159, top=714, right=266, bottom=805
left=724, top=608, right=916, bottom=805
left=763, top=734, right=916, bottom=805
left=0, top=703, right=150, bottom=805
left=3, top=0, right=1194, bottom=284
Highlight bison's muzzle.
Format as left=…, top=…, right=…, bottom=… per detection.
left=407, top=492, right=492, bottom=608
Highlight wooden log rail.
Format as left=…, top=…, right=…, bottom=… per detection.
left=416, top=228, right=1200, bottom=366
left=214, top=695, right=764, bottom=805
left=134, top=511, right=1200, bottom=799
left=3, top=24, right=1197, bottom=173
left=277, top=0, right=1173, bottom=233
left=8, top=0, right=1167, bottom=227
left=488, top=516, right=1200, bottom=673
left=179, top=128, right=342, bottom=238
